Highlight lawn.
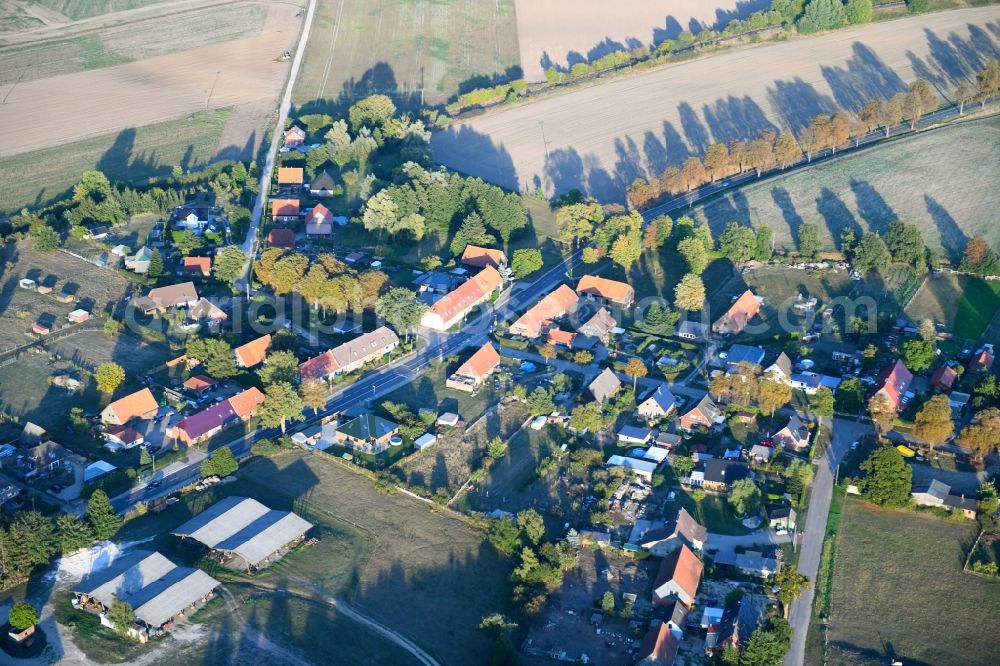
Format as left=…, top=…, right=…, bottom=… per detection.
left=293, top=0, right=521, bottom=108
left=905, top=273, right=1000, bottom=341
left=0, top=109, right=230, bottom=214
left=693, top=116, right=1000, bottom=262
left=826, top=499, right=1000, bottom=666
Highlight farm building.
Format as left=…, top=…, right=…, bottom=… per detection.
left=101, top=388, right=158, bottom=425
left=446, top=342, right=501, bottom=392
left=172, top=496, right=313, bottom=571
left=509, top=284, right=578, bottom=338
left=652, top=543, right=703, bottom=606
left=73, top=550, right=219, bottom=637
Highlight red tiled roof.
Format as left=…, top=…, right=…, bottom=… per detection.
left=970, top=350, right=994, bottom=372
left=235, top=335, right=271, bottom=368
left=425, top=266, right=503, bottom=328
left=548, top=329, right=577, bottom=347
left=278, top=167, right=303, bottom=185
left=637, top=623, right=679, bottom=665
left=228, top=387, right=266, bottom=419
left=576, top=275, right=634, bottom=303
left=105, top=426, right=143, bottom=444
left=183, top=256, right=211, bottom=276
left=298, top=350, right=336, bottom=381
left=183, top=375, right=217, bottom=391
left=654, top=544, right=703, bottom=602
left=460, top=245, right=507, bottom=270
left=874, top=359, right=914, bottom=407
left=511, top=284, right=579, bottom=338
left=271, top=199, right=299, bottom=217
left=715, top=290, right=761, bottom=333
left=267, top=228, right=295, bottom=248
left=930, top=365, right=958, bottom=389
left=454, top=343, right=501, bottom=381
left=104, top=388, right=158, bottom=423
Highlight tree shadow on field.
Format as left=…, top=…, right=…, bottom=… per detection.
left=429, top=124, right=520, bottom=192
left=295, top=62, right=422, bottom=117
left=850, top=180, right=895, bottom=235
left=641, top=121, right=691, bottom=177
left=924, top=195, right=968, bottom=263
left=678, top=102, right=711, bottom=155
left=613, top=137, right=646, bottom=190
left=766, top=78, right=837, bottom=132
left=701, top=95, right=777, bottom=145
left=816, top=188, right=862, bottom=249
left=771, top=187, right=805, bottom=248
left=702, top=191, right=752, bottom=240
left=820, top=43, right=908, bottom=112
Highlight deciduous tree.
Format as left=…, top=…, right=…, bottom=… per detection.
left=677, top=237, right=708, bottom=274
left=511, top=248, right=543, bottom=278
left=201, top=446, right=238, bottom=478
left=797, top=223, right=821, bottom=259
left=299, top=379, right=328, bottom=415
left=758, top=377, right=793, bottom=417
left=728, top=478, right=761, bottom=516
left=375, top=287, right=427, bottom=341
left=719, top=222, right=756, bottom=264
left=674, top=273, right=706, bottom=311
left=259, top=350, right=300, bottom=385
left=94, top=362, right=125, bottom=395
left=625, top=357, right=647, bottom=392
left=258, top=381, right=304, bottom=434
left=913, top=394, right=954, bottom=450
left=858, top=445, right=911, bottom=506
left=8, top=602, right=39, bottom=631
left=852, top=232, right=891, bottom=274
left=867, top=393, right=897, bottom=437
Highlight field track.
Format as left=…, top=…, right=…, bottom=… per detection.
left=431, top=7, right=1000, bottom=202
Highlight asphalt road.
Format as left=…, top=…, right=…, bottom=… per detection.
left=783, top=417, right=871, bottom=666
left=112, top=249, right=583, bottom=514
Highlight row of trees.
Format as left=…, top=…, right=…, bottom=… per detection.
left=0, top=490, right=120, bottom=589
left=628, top=65, right=1000, bottom=210
left=254, top=249, right=390, bottom=312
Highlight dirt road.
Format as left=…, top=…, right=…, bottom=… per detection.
left=431, top=7, right=1000, bottom=202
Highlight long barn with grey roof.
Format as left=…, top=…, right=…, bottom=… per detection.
left=73, top=550, right=219, bottom=635
left=171, top=496, right=313, bottom=571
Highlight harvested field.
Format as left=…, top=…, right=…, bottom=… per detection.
left=431, top=7, right=1000, bottom=201
left=293, top=0, right=520, bottom=107
left=827, top=499, right=1000, bottom=666
left=0, top=1, right=302, bottom=157
left=905, top=273, right=1000, bottom=341
left=694, top=116, right=1000, bottom=259
left=514, top=0, right=768, bottom=81
left=22, top=0, right=169, bottom=22
left=392, top=399, right=531, bottom=497
left=239, top=452, right=514, bottom=666
left=0, top=240, right=132, bottom=349
left=0, top=108, right=229, bottom=212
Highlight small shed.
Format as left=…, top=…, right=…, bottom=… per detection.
left=68, top=309, right=91, bottom=323
left=437, top=412, right=460, bottom=427
left=84, top=460, right=117, bottom=483
left=19, top=278, right=36, bottom=290
left=414, top=433, right=437, bottom=451
left=55, top=291, right=76, bottom=303
left=32, top=322, right=51, bottom=335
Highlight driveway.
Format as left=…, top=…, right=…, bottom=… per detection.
left=707, top=529, right=792, bottom=551
left=783, top=417, right=871, bottom=666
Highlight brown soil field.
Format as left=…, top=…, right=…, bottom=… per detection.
left=0, top=0, right=303, bottom=156
left=431, top=7, right=1000, bottom=202
left=514, top=0, right=765, bottom=81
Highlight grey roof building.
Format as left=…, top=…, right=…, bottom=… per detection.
left=724, top=344, right=766, bottom=367
left=677, top=320, right=708, bottom=339
left=589, top=367, right=622, bottom=403
left=74, top=550, right=219, bottom=630
left=172, top=496, right=314, bottom=571
left=577, top=307, right=616, bottom=343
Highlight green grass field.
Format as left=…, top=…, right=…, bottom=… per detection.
left=0, top=108, right=230, bottom=214
left=293, top=0, right=520, bottom=107
left=826, top=499, right=1000, bottom=665
left=905, top=273, right=1000, bottom=341
left=693, top=116, right=1000, bottom=262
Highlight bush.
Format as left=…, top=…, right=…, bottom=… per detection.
left=8, top=602, right=39, bottom=631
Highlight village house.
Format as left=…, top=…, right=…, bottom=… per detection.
left=635, top=623, right=680, bottom=666
left=267, top=228, right=296, bottom=249
left=606, top=455, right=657, bottom=481
left=768, top=506, right=797, bottom=531
left=183, top=256, right=212, bottom=277
left=911, top=479, right=980, bottom=518
left=460, top=244, right=508, bottom=271
left=677, top=320, right=709, bottom=340
left=930, top=365, right=958, bottom=391
left=722, top=344, right=765, bottom=368
left=334, top=414, right=399, bottom=453
left=173, top=206, right=211, bottom=233
left=305, top=203, right=334, bottom=236
left=168, top=387, right=265, bottom=446
left=183, top=375, right=217, bottom=394
left=421, top=266, right=503, bottom=331
left=73, top=550, right=220, bottom=640
left=133, top=282, right=199, bottom=314
left=271, top=198, right=300, bottom=223
left=589, top=367, right=622, bottom=404
left=509, top=284, right=579, bottom=338
left=283, top=125, right=306, bottom=146
left=735, top=552, right=780, bottom=577
left=446, top=342, right=501, bottom=392
left=576, top=275, right=635, bottom=309
left=702, top=459, right=750, bottom=492
left=772, top=413, right=811, bottom=451
left=968, top=347, right=994, bottom=374
left=547, top=328, right=577, bottom=349
left=632, top=508, right=708, bottom=556
left=764, top=352, right=793, bottom=382
left=103, top=425, right=144, bottom=450
left=185, top=298, right=228, bottom=331
left=873, top=359, right=914, bottom=410
left=309, top=170, right=337, bottom=197
left=618, top=425, right=653, bottom=445
left=235, top=335, right=271, bottom=368
left=712, top=290, right=763, bottom=335
left=789, top=371, right=841, bottom=395
left=576, top=307, right=616, bottom=344
left=25, top=441, right=68, bottom=474
left=172, top=496, right=313, bottom=571
left=101, top=388, right=159, bottom=425
left=678, top=394, right=722, bottom=431
left=704, top=596, right=765, bottom=656
left=652, top=543, right=703, bottom=606
left=277, top=167, right=304, bottom=192
left=124, top=246, right=154, bottom=274
left=298, top=327, right=400, bottom=381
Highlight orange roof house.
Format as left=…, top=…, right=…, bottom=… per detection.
left=305, top=204, right=334, bottom=236
left=930, top=365, right=958, bottom=391
left=228, top=386, right=266, bottom=419
left=183, top=375, right=217, bottom=393
left=421, top=266, right=504, bottom=331
left=509, top=284, right=579, bottom=338
left=447, top=343, right=501, bottom=392
left=277, top=167, right=304, bottom=186
left=271, top=199, right=300, bottom=221
left=969, top=349, right=995, bottom=373
left=576, top=275, right=635, bottom=308
left=548, top=329, right=577, bottom=348
left=636, top=623, right=680, bottom=666
left=460, top=245, right=508, bottom=271
left=235, top=335, right=271, bottom=368
left=283, top=125, right=305, bottom=146
left=712, top=290, right=762, bottom=334
left=100, top=388, right=158, bottom=425
left=873, top=359, right=913, bottom=410
left=651, top=544, right=703, bottom=606
left=183, top=256, right=212, bottom=277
